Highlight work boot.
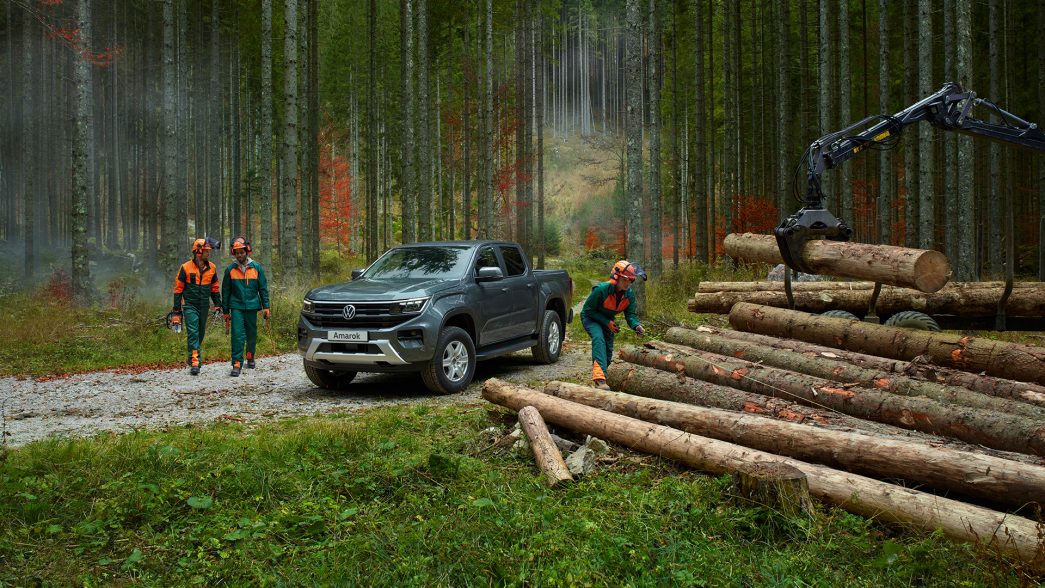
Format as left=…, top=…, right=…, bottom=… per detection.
left=190, top=351, right=201, bottom=376
left=230, top=361, right=241, bottom=377
left=593, top=379, right=611, bottom=391
left=246, top=352, right=255, bottom=369
left=190, top=365, right=200, bottom=376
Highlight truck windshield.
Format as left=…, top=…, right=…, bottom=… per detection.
left=364, top=246, right=471, bottom=280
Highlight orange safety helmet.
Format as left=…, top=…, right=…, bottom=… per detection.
left=230, top=236, right=252, bottom=254
left=192, top=237, right=221, bottom=256
left=610, top=260, right=647, bottom=284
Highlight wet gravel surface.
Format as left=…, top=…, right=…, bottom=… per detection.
left=1, top=344, right=592, bottom=447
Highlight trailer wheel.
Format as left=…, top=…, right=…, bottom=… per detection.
left=884, top=311, right=941, bottom=332
left=821, top=310, right=859, bottom=321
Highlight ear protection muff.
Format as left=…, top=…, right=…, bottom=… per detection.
left=193, top=237, right=221, bottom=256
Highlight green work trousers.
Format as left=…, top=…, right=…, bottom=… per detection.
left=183, top=304, right=209, bottom=364
left=582, top=316, right=615, bottom=380
left=230, top=308, right=259, bottom=365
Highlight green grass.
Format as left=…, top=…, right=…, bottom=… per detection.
left=0, top=404, right=1024, bottom=586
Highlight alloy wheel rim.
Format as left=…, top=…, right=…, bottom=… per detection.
left=442, top=340, right=469, bottom=382
left=548, top=322, right=561, bottom=355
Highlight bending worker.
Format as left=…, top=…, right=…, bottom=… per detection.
left=581, top=259, right=646, bottom=390
left=221, top=237, right=271, bottom=377
left=172, top=237, right=223, bottom=376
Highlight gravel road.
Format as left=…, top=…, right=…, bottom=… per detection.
left=1, top=343, right=592, bottom=448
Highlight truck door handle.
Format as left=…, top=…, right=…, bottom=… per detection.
left=501, top=287, right=509, bottom=293
left=526, top=282, right=535, bottom=288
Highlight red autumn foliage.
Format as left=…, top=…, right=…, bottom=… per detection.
left=319, top=142, right=354, bottom=253
left=45, top=268, right=72, bottom=302
left=733, top=195, right=780, bottom=235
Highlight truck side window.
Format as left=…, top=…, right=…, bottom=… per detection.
left=500, top=246, right=527, bottom=276
left=475, top=247, right=499, bottom=275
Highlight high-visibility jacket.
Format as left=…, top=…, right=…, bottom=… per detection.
left=580, top=281, right=640, bottom=331
left=172, top=259, right=222, bottom=310
left=222, top=260, right=270, bottom=311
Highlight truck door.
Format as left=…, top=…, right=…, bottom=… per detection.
left=473, top=245, right=514, bottom=345
left=497, top=245, right=539, bottom=339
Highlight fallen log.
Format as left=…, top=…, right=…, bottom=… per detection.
left=681, top=325, right=1045, bottom=408
left=603, top=361, right=937, bottom=439
left=662, top=327, right=1045, bottom=420
left=728, top=302, right=1045, bottom=385
left=695, top=280, right=1037, bottom=294
left=723, top=232, right=951, bottom=292
left=688, top=282, right=1045, bottom=316
left=617, top=344, right=1045, bottom=456
left=482, top=378, right=1043, bottom=569
left=517, top=406, right=573, bottom=487
left=544, top=380, right=1045, bottom=508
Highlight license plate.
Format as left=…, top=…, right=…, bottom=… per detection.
left=328, top=330, right=368, bottom=342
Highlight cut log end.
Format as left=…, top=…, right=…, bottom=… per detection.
left=913, top=250, right=952, bottom=293
left=732, top=462, right=813, bottom=518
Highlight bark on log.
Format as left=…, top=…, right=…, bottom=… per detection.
left=729, top=302, right=1045, bottom=385
left=544, top=380, right=1045, bottom=508
left=617, top=344, right=1045, bottom=456
left=696, top=280, right=1036, bottom=293
left=482, top=378, right=1044, bottom=568
left=662, top=328, right=1045, bottom=420
left=517, top=406, right=573, bottom=487
left=688, top=283, right=1045, bottom=316
left=682, top=325, right=1045, bottom=408
left=732, top=463, right=812, bottom=517
left=723, top=232, right=951, bottom=292
left=601, top=361, right=931, bottom=438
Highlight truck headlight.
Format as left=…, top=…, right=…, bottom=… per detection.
left=395, top=297, right=429, bottom=314
left=302, top=299, right=314, bottom=313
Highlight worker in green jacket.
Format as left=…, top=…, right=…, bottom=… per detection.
left=221, top=237, right=271, bottom=377
left=173, top=237, right=223, bottom=376
left=580, top=260, right=646, bottom=390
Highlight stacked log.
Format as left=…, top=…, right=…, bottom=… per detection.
left=482, top=379, right=1043, bottom=569
left=722, top=233, right=951, bottom=292
left=728, top=302, right=1045, bottom=385
left=689, top=281, right=1045, bottom=316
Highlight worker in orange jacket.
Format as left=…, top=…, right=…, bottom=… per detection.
left=580, top=260, right=646, bottom=390
left=172, top=237, right=223, bottom=375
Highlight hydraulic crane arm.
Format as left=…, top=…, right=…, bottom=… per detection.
left=774, top=82, right=1045, bottom=274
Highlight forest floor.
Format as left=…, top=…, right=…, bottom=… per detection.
left=2, top=341, right=593, bottom=448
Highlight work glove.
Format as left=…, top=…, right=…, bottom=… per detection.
left=223, top=313, right=231, bottom=335
left=635, top=325, right=645, bottom=336
left=262, top=308, right=271, bottom=321
left=608, top=320, right=620, bottom=333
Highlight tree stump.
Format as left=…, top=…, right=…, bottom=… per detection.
left=732, top=462, right=812, bottom=518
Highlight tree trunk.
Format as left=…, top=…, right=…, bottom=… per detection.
left=775, top=0, right=790, bottom=225
left=692, top=0, right=707, bottom=262
left=482, top=379, right=1042, bottom=569
left=838, top=0, right=852, bottom=230
left=366, top=0, right=378, bottom=262
left=22, top=13, right=33, bottom=278
left=517, top=405, right=573, bottom=487
left=877, top=0, right=891, bottom=246
left=482, top=0, right=493, bottom=238
left=417, top=0, right=431, bottom=241
left=730, top=302, right=1045, bottom=386
left=400, top=0, right=415, bottom=243
left=661, top=329, right=1045, bottom=420
left=917, top=0, right=933, bottom=249
left=71, top=0, right=94, bottom=302
left=987, top=0, right=1002, bottom=276
left=536, top=10, right=545, bottom=267
left=955, top=0, right=975, bottom=281
left=260, top=0, right=274, bottom=269
left=281, top=0, right=300, bottom=276
left=1040, top=0, right=1045, bottom=281
left=544, top=380, right=1045, bottom=508
left=688, top=282, right=1045, bottom=317
left=618, top=342, right=1045, bottom=456
left=648, top=0, right=662, bottom=276
left=723, top=232, right=950, bottom=292
left=671, top=324, right=1045, bottom=407
left=624, top=0, right=644, bottom=264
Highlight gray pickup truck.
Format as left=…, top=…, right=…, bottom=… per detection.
left=298, top=240, right=573, bottom=394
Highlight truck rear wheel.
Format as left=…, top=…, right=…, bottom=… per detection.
left=531, top=310, right=563, bottom=364
left=421, top=326, right=476, bottom=395
left=303, top=362, right=357, bottom=390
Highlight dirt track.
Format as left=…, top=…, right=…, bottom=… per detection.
left=1, top=344, right=592, bottom=448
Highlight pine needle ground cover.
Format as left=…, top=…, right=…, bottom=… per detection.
left=0, top=405, right=1021, bottom=586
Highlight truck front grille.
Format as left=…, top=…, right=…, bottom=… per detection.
left=308, top=301, right=415, bottom=329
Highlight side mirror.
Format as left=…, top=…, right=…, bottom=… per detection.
left=475, top=266, right=504, bottom=282
left=351, top=269, right=365, bottom=280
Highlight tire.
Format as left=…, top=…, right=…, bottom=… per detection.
left=821, top=310, right=859, bottom=321
left=303, top=361, right=357, bottom=390
left=884, top=310, right=941, bottom=332
left=531, top=310, right=563, bottom=364
left=420, top=326, right=476, bottom=395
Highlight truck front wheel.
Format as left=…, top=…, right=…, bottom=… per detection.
left=303, top=362, right=357, bottom=390
left=531, top=310, right=563, bottom=364
left=421, top=326, right=476, bottom=395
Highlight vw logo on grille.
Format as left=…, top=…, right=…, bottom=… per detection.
left=342, top=305, right=357, bottom=320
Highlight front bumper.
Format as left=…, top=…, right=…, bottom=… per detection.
left=297, top=313, right=435, bottom=372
